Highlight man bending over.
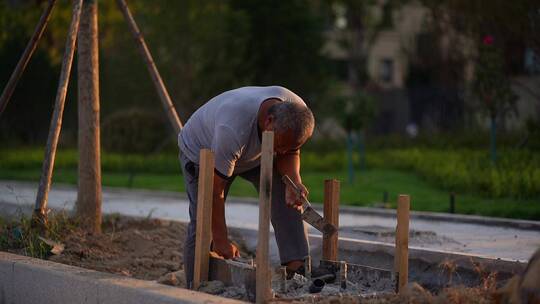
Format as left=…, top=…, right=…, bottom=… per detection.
left=178, top=86, right=325, bottom=288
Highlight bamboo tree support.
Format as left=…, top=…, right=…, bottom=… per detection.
left=193, top=149, right=215, bottom=290
left=115, top=0, right=182, bottom=134
left=394, top=194, right=410, bottom=293
left=322, top=179, right=340, bottom=261
left=33, top=0, right=84, bottom=227
left=0, top=0, right=57, bottom=115
left=75, top=0, right=102, bottom=233
left=256, top=131, right=274, bottom=304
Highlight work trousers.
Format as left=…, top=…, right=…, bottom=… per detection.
left=179, top=152, right=309, bottom=288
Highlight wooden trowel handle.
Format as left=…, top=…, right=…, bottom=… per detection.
left=281, top=175, right=311, bottom=209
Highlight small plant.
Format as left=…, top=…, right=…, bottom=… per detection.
left=0, top=211, right=78, bottom=259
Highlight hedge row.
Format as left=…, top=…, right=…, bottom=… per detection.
left=302, top=149, right=539, bottom=199
left=1, top=147, right=538, bottom=198
left=0, top=148, right=181, bottom=174
left=367, top=149, right=540, bottom=199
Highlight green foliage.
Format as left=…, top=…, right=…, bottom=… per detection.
left=230, top=0, right=330, bottom=103
left=473, top=40, right=517, bottom=119
left=420, top=0, right=540, bottom=52
left=0, top=148, right=180, bottom=174
left=101, top=108, right=169, bottom=153
left=0, top=212, right=77, bottom=259
left=331, top=90, right=377, bottom=132
left=2, top=147, right=538, bottom=199
left=1, top=0, right=331, bottom=144
left=302, top=148, right=540, bottom=199
left=367, top=149, right=540, bottom=199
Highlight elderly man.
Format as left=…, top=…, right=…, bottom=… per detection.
left=178, top=86, right=321, bottom=288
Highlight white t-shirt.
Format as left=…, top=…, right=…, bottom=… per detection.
left=178, top=86, right=306, bottom=177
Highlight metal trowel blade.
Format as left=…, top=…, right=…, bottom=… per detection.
left=302, top=206, right=337, bottom=235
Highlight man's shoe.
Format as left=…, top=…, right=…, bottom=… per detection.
left=311, top=265, right=336, bottom=283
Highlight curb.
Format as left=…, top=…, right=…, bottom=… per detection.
left=0, top=251, right=244, bottom=304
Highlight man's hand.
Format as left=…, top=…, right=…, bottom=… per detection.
left=212, top=239, right=240, bottom=259
left=285, top=182, right=309, bottom=212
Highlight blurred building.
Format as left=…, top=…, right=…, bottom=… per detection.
left=322, top=1, right=540, bottom=136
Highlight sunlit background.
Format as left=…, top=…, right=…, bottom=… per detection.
left=1, top=0, right=539, bottom=220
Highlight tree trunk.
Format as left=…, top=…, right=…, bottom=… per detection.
left=490, top=114, right=497, bottom=166
left=75, top=0, right=102, bottom=233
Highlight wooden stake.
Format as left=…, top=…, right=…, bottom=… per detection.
left=75, top=0, right=102, bottom=234
left=33, top=0, right=84, bottom=226
left=115, top=0, right=182, bottom=134
left=322, top=179, right=340, bottom=261
left=193, top=149, right=215, bottom=290
left=394, top=194, right=410, bottom=293
left=256, top=131, right=274, bottom=304
left=0, top=0, right=57, bottom=115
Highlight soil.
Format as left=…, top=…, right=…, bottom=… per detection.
left=2, top=214, right=533, bottom=303
left=48, top=216, right=188, bottom=281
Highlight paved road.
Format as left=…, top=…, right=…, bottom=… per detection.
left=1, top=180, right=538, bottom=262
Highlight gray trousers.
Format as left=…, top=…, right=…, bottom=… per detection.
left=179, top=153, right=309, bottom=288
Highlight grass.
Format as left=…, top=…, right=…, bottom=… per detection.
left=1, top=167, right=539, bottom=220
left=0, top=211, right=77, bottom=259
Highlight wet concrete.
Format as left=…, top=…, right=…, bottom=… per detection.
left=1, top=180, right=539, bottom=262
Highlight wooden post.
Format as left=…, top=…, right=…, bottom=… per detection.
left=33, top=0, right=84, bottom=226
left=0, top=0, right=57, bottom=115
left=193, top=149, right=215, bottom=290
left=75, top=0, right=102, bottom=234
left=115, top=0, right=182, bottom=134
left=256, top=131, right=274, bottom=304
left=322, top=179, right=340, bottom=261
left=394, top=194, right=410, bottom=293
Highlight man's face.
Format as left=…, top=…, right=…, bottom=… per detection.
left=274, top=130, right=303, bottom=154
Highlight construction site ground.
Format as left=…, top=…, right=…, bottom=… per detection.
left=1, top=180, right=539, bottom=303
left=1, top=180, right=538, bottom=262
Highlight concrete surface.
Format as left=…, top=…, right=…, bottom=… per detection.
left=1, top=180, right=539, bottom=262
left=228, top=226, right=525, bottom=290
left=0, top=251, right=244, bottom=304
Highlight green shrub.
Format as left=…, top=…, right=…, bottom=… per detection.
left=366, top=148, right=540, bottom=199
left=101, top=108, right=169, bottom=154
left=1, top=147, right=538, bottom=199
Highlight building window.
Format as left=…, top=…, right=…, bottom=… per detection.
left=524, top=48, right=540, bottom=75
left=380, top=58, right=394, bottom=83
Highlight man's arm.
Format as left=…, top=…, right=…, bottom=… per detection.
left=276, top=150, right=308, bottom=210
left=276, top=150, right=301, bottom=183
left=211, top=172, right=239, bottom=259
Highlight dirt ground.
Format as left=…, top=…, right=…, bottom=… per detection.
left=2, top=214, right=536, bottom=303
left=47, top=216, right=188, bottom=280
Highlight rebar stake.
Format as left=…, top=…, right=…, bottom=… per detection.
left=339, top=261, right=347, bottom=290
left=280, top=266, right=287, bottom=293
left=305, top=256, right=312, bottom=280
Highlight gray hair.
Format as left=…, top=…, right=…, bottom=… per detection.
left=268, top=101, right=315, bottom=142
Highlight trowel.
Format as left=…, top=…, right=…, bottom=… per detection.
left=282, top=175, right=337, bottom=236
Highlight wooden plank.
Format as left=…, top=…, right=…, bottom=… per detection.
left=115, top=0, right=182, bottom=134
left=193, top=149, right=215, bottom=290
left=323, top=179, right=340, bottom=261
left=0, top=0, right=57, bottom=115
left=256, top=131, right=274, bottom=304
left=33, top=0, right=84, bottom=227
left=394, top=194, right=410, bottom=293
